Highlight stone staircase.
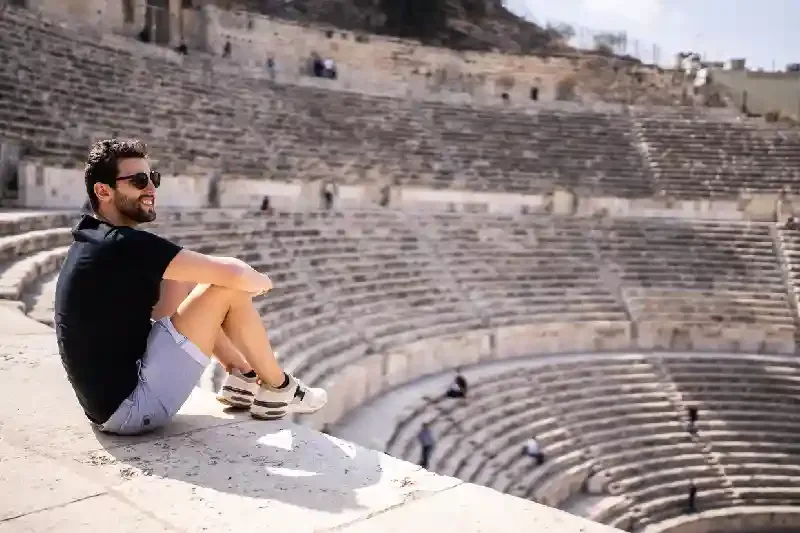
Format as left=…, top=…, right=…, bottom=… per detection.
left=772, top=225, right=800, bottom=351
left=647, top=356, right=741, bottom=513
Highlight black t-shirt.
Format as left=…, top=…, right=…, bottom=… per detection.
left=54, top=215, right=182, bottom=424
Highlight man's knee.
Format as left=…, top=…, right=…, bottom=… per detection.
left=189, top=283, right=253, bottom=308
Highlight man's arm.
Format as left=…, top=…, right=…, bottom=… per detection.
left=153, top=280, right=195, bottom=320
left=162, top=250, right=273, bottom=294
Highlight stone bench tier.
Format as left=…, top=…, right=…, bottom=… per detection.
left=382, top=353, right=800, bottom=529
left=5, top=8, right=800, bottom=199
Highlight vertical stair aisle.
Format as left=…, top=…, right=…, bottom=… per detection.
left=770, top=224, right=800, bottom=352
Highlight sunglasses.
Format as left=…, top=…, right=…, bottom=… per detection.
left=115, top=170, right=161, bottom=190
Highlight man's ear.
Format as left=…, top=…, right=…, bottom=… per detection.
left=93, top=182, right=113, bottom=204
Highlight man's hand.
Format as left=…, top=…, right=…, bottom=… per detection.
left=236, top=262, right=273, bottom=295
left=252, top=273, right=273, bottom=296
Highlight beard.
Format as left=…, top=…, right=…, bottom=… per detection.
left=114, top=192, right=156, bottom=224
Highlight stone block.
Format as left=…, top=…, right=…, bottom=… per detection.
left=335, top=482, right=623, bottom=533
left=384, top=350, right=410, bottom=389
left=0, top=451, right=106, bottom=520
left=0, top=494, right=175, bottom=533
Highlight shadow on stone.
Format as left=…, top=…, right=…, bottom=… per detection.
left=98, top=414, right=390, bottom=514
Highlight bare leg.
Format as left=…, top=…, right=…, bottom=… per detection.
left=155, top=280, right=251, bottom=373
left=213, top=334, right=251, bottom=373
left=170, top=284, right=284, bottom=387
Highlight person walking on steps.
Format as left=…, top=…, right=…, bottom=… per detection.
left=418, top=423, right=435, bottom=469
left=55, top=139, right=327, bottom=436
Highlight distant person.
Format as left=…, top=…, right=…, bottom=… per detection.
left=523, top=436, right=545, bottom=465
left=266, top=56, right=276, bottom=80
left=418, top=423, right=435, bottom=469
left=687, top=405, right=698, bottom=434
left=176, top=42, right=188, bottom=55
left=55, top=139, right=327, bottom=435
left=322, top=182, right=336, bottom=210
left=379, top=185, right=390, bottom=207
left=686, top=480, right=697, bottom=513
left=323, top=58, right=337, bottom=79
left=259, top=195, right=272, bottom=214
left=311, top=54, right=324, bottom=77
left=445, top=369, right=467, bottom=398
left=222, top=40, right=232, bottom=59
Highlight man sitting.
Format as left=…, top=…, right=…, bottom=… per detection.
left=445, top=369, right=468, bottom=398
left=55, top=139, right=327, bottom=435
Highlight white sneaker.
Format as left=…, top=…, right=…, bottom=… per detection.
left=217, top=369, right=260, bottom=408
left=250, top=373, right=328, bottom=420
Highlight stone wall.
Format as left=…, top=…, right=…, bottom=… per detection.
left=305, top=319, right=795, bottom=429
left=19, top=163, right=800, bottom=222
left=201, top=4, right=680, bottom=107
left=16, top=164, right=210, bottom=209
left=22, top=0, right=682, bottom=107
left=713, top=68, right=800, bottom=120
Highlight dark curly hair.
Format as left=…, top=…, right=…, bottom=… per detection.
left=84, top=139, right=148, bottom=211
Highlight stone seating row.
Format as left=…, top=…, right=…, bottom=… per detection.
left=16, top=209, right=799, bottom=343
left=0, top=223, right=72, bottom=303
left=636, top=117, right=800, bottom=197
left=386, top=357, right=702, bottom=528
left=3, top=6, right=800, bottom=199
left=0, top=212, right=75, bottom=236
left=0, top=7, right=652, bottom=198
left=385, top=354, right=800, bottom=531
left=640, top=505, right=800, bottom=533
left=592, top=219, right=791, bottom=325
left=151, top=215, right=486, bottom=384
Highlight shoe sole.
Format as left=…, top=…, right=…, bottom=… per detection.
left=216, top=395, right=253, bottom=409
left=217, top=382, right=258, bottom=409
left=250, top=401, right=326, bottom=420
left=250, top=411, right=287, bottom=421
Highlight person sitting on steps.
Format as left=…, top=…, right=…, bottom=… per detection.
left=445, top=368, right=468, bottom=398
left=55, top=139, right=327, bottom=436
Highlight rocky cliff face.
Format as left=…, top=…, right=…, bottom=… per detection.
left=216, top=0, right=570, bottom=53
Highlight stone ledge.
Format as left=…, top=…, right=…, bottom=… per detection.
left=0, top=308, right=623, bottom=533
left=309, top=319, right=794, bottom=430
left=640, top=505, right=800, bottom=533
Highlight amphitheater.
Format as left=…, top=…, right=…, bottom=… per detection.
left=2, top=2, right=800, bottom=533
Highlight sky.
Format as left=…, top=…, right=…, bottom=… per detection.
left=503, top=0, right=798, bottom=71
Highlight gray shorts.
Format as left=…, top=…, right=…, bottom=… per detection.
left=99, top=317, right=209, bottom=436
